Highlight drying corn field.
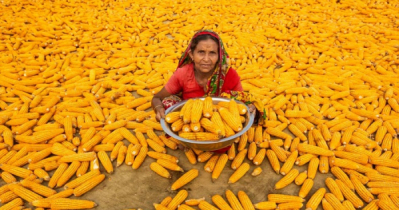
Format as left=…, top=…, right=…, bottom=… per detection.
left=1, top=0, right=399, bottom=209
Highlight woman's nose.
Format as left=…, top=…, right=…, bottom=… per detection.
left=203, top=53, right=210, bottom=61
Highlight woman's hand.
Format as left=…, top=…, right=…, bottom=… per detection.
left=248, top=104, right=256, bottom=113
left=155, top=106, right=166, bottom=121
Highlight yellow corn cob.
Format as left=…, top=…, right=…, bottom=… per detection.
left=294, top=170, right=308, bottom=185
left=285, top=110, right=312, bottom=118
left=160, top=196, right=173, bottom=206
left=196, top=152, right=213, bottom=163
left=231, top=149, right=247, bottom=170
left=157, top=159, right=184, bottom=172
left=147, top=139, right=166, bottom=154
left=147, top=151, right=178, bottom=163
left=226, top=143, right=236, bottom=160
left=48, top=163, right=69, bottom=188
left=189, top=201, right=214, bottom=210
left=226, top=190, right=244, bottom=210
left=0, top=164, right=32, bottom=179
left=34, top=168, right=50, bottom=181
left=278, top=202, right=303, bottom=210
left=65, top=169, right=101, bottom=190
left=298, top=178, right=314, bottom=198
left=171, top=169, right=198, bottom=191
left=219, top=107, right=242, bottom=132
left=306, top=157, right=319, bottom=179
left=267, top=194, right=305, bottom=203
left=154, top=203, right=170, bottom=210
left=212, top=154, right=228, bottom=181
left=52, top=142, right=76, bottom=156
left=246, top=142, right=256, bottom=160
left=297, top=143, right=334, bottom=156
left=237, top=132, right=248, bottom=151
left=183, top=148, right=197, bottom=165
left=150, top=162, right=171, bottom=179
left=211, top=194, right=233, bottom=210
left=58, top=152, right=96, bottom=163
left=167, top=190, right=188, bottom=210
left=229, top=163, right=250, bottom=184
left=203, top=97, right=214, bottom=118
left=305, top=188, right=326, bottom=210
left=229, top=99, right=241, bottom=123
left=21, top=179, right=57, bottom=197
left=280, top=150, right=298, bottom=175
left=1, top=171, right=16, bottom=183
left=252, top=148, right=265, bottom=166
left=116, top=145, right=127, bottom=167
left=350, top=174, right=374, bottom=203
left=165, top=112, right=180, bottom=124
left=172, top=119, right=184, bottom=132
left=266, top=127, right=289, bottom=139
left=336, top=179, right=364, bottom=208
left=8, top=183, right=43, bottom=202
left=253, top=125, right=263, bottom=144
left=57, top=161, right=81, bottom=187
left=288, top=124, right=307, bottom=141
left=132, top=146, right=148, bottom=170
left=254, top=201, right=276, bottom=209
left=73, top=174, right=105, bottom=197
left=266, top=149, right=280, bottom=174
left=200, top=118, right=221, bottom=136
left=251, top=167, right=262, bottom=176
left=76, top=161, right=89, bottom=177
left=237, top=191, right=254, bottom=210
left=190, top=99, right=203, bottom=124
left=275, top=169, right=299, bottom=190
left=0, top=190, right=18, bottom=204
left=49, top=198, right=97, bottom=209
left=203, top=155, right=218, bottom=172
left=0, top=198, right=23, bottom=210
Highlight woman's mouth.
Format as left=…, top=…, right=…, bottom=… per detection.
left=201, top=64, right=212, bottom=68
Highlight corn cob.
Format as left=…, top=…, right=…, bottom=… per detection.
left=8, top=183, right=43, bottom=202
left=150, top=162, right=171, bottom=179
left=231, top=149, right=247, bottom=170
left=198, top=201, right=218, bottom=210
left=0, top=198, right=23, bottom=210
left=167, top=190, right=188, bottom=210
left=202, top=97, right=214, bottom=118
left=336, top=179, right=364, bottom=208
left=171, top=169, right=198, bottom=190
left=212, top=154, right=228, bottom=181
left=253, top=201, right=276, bottom=210
left=297, top=143, right=334, bottom=156
left=190, top=99, right=203, bottom=124
left=275, top=169, right=299, bottom=190
left=226, top=190, right=244, bottom=210
left=305, top=188, right=326, bottom=210
left=57, top=161, right=81, bottom=187
left=132, top=146, right=148, bottom=169
left=73, top=174, right=105, bottom=197
left=219, top=107, right=242, bottom=132
left=0, top=190, right=18, bottom=204
left=236, top=191, right=254, bottom=210
left=294, top=170, right=308, bottom=185
left=280, top=150, right=298, bottom=175
left=229, top=163, right=250, bottom=184
left=49, top=198, right=97, bottom=209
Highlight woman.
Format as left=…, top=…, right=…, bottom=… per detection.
left=152, top=30, right=264, bottom=123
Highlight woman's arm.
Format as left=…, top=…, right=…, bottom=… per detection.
left=152, top=87, right=172, bottom=121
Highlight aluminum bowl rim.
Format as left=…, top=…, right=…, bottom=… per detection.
left=160, top=96, right=255, bottom=145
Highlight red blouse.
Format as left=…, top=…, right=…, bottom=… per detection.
left=165, top=63, right=243, bottom=100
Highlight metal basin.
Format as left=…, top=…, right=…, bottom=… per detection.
left=160, top=97, right=255, bottom=151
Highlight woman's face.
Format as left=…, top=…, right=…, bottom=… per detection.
left=189, top=39, right=219, bottom=74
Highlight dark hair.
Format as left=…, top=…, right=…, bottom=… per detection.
left=190, top=34, right=219, bottom=52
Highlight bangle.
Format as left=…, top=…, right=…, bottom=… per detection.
left=154, top=105, right=163, bottom=110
